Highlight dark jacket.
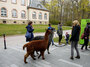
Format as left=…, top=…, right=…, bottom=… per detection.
left=84, top=26, right=89, bottom=37
left=66, top=34, right=69, bottom=40
left=25, top=25, right=34, bottom=41
left=57, top=25, right=63, bottom=35
left=70, top=25, right=80, bottom=41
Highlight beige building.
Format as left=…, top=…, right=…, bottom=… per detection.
left=0, top=0, right=49, bottom=24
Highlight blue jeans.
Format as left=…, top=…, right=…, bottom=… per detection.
left=66, top=39, right=69, bottom=44
left=52, top=40, right=54, bottom=45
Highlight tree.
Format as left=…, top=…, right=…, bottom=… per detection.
left=79, top=0, right=89, bottom=19
left=42, top=0, right=90, bottom=25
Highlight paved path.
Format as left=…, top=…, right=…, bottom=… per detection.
left=0, top=30, right=90, bottom=67
left=0, top=43, right=90, bottom=67
left=0, top=30, right=71, bottom=48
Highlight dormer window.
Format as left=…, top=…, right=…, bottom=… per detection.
left=1, top=0, right=6, bottom=2
left=12, top=0, right=17, bottom=4
left=37, top=4, right=42, bottom=8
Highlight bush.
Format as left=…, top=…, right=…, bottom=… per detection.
left=64, top=21, right=72, bottom=26
left=49, top=19, right=59, bottom=25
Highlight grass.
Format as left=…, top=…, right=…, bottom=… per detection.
left=0, top=24, right=71, bottom=36
left=53, top=36, right=71, bottom=45
left=54, top=36, right=90, bottom=45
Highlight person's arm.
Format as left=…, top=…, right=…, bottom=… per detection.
left=58, top=25, right=60, bottom=30
left=48, top=27, right=50, bottom=30
left=27, top=26, right=34, bottom=32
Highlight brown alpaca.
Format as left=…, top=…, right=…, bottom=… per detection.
left=23, top=29, right=51, bottom=63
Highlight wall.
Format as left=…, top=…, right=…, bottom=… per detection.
left=28, top=8, right=49, bottom=24
left=0, top=0, right=29, bottom=24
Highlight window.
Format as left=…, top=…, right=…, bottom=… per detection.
left=39, top=12, right=42, bottom=19
left=45, top=22, right=47, bottom=24
left=12, top=0, right=16, bottom=4
left=37, top=4, right=42, bottom=8
left=21, top=0, right=25, bottom=5
left=14, top=21, right=16, bottom=23
left=1, top=8, right=7, bottom=17
left=32, top=12, right=36, bottom=19
left=3, top=21, right=6, bottom=23
left=21, top=11, right=25, bottom=18
left=40, top=22, right=42, bottom=24
left=33, top=22, right=36, bottom=24
left=23, top=22, right=25, bottom=24
left=44, top=13, right=47, bottom=20
left=1, top=0, right=6, bottom=2
left=12, top=9, right=17, bottom=18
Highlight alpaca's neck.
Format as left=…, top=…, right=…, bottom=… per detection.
left=44, top=33, right=49, bottom=41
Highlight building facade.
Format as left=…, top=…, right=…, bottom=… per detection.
left=0, top=0, right=49, bottom=24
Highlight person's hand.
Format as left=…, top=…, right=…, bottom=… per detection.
left=32, top=27, right=34, bottom=29
left=85, top=37, right=87, bottom=39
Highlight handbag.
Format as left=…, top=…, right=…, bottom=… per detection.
left=81, top=33, right=84, bottom=39
left=25, top=31, right=31, bottom=38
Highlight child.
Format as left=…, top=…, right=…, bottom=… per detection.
left=65, top=32, right=69, bottom=45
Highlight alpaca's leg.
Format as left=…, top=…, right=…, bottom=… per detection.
left=24, top=53, right=29, bottom=64
left=36, top=51, right=39, bottom=55
left=47, top=43, right=51, bottom=54
left=30, top=52, right=36, bottom=60
left=47, top=45, right=49, bottom=54
left=38, top=54, right=41, bottom=59
left=41, top=51, right=45, bottom=60
left=32, top=51, right=36, bottom=57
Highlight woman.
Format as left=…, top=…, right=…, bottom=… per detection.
left=57, top=23, right=63, bottom=45
left=70, top=20, right=80, bottom=60
left=81, top=23, right=90, bottom=50
left=25, top=21, right=34, bottom=42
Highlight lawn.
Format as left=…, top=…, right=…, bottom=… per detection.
left=0, top=24, right=71, bottom=36
left=53, top=36, right=71, bottom=45
left=54, top=36, right=90, bottom=45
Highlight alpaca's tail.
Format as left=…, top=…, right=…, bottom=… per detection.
left=23, top=43, right=28, bottom=50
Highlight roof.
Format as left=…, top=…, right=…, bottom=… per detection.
left=28, top=0, right=49, bottom=11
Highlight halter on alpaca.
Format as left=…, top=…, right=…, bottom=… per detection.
left=32, top=28, right=55, bottom=54
left=23, top=29, right=52, bottom=63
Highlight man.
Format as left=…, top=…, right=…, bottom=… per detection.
left=57, top=23, right=63, bottom=45
left=48, top=24, right=55, bottom=45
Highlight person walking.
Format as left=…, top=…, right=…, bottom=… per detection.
left=81, top=23, right=90, bottom=50
left=70, top=20, right=80, bottom=60
left=57, top=22, right=63, bottom=45
left=25, top=21, right=34, bottom=42
left=48, top=24, right=55, bottom=45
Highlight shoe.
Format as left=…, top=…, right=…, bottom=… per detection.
left=75, top=56, right=80, bottom=59
left=52, top=44, right=55, bottom=46
left=81, top=48, right=83, bottom=50
left=70, top=57, right=74, bottom=60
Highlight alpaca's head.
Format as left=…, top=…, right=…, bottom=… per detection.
left=46, top=29, right=52, bottom=35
